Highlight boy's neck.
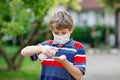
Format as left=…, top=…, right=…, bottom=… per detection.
left=57, top=44, right=65, bottom=47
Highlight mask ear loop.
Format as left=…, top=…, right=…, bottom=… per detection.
left=52, top=32, right=56, bottom=37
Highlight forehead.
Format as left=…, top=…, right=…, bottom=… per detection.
left=52, top=28, right=70, bottom=32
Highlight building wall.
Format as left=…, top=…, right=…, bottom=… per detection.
left=69, top=10, right=115, bottom=27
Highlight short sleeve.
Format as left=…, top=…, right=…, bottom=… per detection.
left=73, top=42, right=86, bottom=75
left=30, top=54, right=38, bottom=61
left=30, top=44, right=41, bottom=61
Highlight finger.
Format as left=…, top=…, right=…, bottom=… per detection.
left=46, top=49, right=54, bottom=57
left=53, top=56, right=60, bottom=61
left=47, top=47, right=58, bottom=56
left=50, top=47, right=58, bottom=52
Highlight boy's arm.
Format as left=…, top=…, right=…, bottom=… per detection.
left=21, top=45, right=58, bottom=57
left=21, top=46, right=44, bottom=56
left=54, top=42, right=86, bottom=80
left=54, top=55, right=83, bottom=80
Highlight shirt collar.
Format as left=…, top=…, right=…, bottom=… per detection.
left=52, top=38, right=74, bottom=47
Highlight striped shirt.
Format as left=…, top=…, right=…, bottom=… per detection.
left=30, top=39, right=86, bottom=80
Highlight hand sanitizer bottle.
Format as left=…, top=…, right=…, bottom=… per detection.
left=38, top=54, right=47, bottom=60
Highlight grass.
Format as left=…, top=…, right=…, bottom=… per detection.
left=3, top=46, right=19, bottom=58
left=0, top=46, right=42, bottom=80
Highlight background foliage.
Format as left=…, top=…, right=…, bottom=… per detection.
left=72, top=25, right=115, bottom=47
left=0, top=0, right=118, bottom=80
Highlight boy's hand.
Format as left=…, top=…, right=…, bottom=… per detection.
left=53, top=55, right=67, bottom=63
left=41, top=46, right=58, bottom=58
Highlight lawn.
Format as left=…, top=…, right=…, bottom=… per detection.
left=0, top=46, right=42, bottom=80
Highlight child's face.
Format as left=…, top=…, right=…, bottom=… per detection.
left=51, top=28, right=74, bottom=44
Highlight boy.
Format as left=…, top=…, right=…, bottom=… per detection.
left=21, top=11, right=86, bottom=80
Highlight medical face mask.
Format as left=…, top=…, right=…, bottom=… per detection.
left=53, top=33, right=70, bottom=44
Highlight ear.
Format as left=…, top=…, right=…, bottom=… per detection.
left=50, top=27, right=52, bottom=31
left=70, top=27, right=74, bottom=33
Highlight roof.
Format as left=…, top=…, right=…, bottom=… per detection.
left=114, top=3, right=120, bottom=8
left=80, top=0, right=104, bottom=10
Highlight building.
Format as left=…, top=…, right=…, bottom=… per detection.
left=69, top=0, right=115, bottom=26
left=68, top=0, right=120, bottom=48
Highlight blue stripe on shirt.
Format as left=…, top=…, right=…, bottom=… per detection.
left=41, top=66, right=74, bottom=80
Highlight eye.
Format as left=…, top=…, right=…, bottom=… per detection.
left=54, top=32, right=59, bottom=35
left=62, top=32, right=66, bottom=35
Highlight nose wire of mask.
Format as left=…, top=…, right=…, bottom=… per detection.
left=53, top=33, right=70, bottom=44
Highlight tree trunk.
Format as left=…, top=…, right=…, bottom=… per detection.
left=115, top=8, right=120, bottom=48
left=105, top=27, right=109, bottom=45
left=16, top=56, right=24, bottom=69
left=12, top=20, right=42, bottom=63
left=0, top=46, right=16, bottom=71
left=32, top=29, right=50, bottom=42
left=15, top=29, right=50, bottom=68
left=0, top=28, right=50, bottom=71
left=0, top=8, right=50, bottom=71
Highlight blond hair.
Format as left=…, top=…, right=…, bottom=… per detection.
left=50, top=11, right=73, bottom=30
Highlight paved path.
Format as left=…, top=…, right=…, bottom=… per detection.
left=82, top=49, right=120, bottom=80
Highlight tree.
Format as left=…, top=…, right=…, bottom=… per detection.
left=0, top=0, right=82, bottom=71
left=99, top=0, right=120, bottom=48
left=99, top=0, right=120, bottom=8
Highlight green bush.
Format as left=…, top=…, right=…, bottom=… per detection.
left=72, top=25, right=92, bottom=44
left=72, top=24, right=115, bottom=47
